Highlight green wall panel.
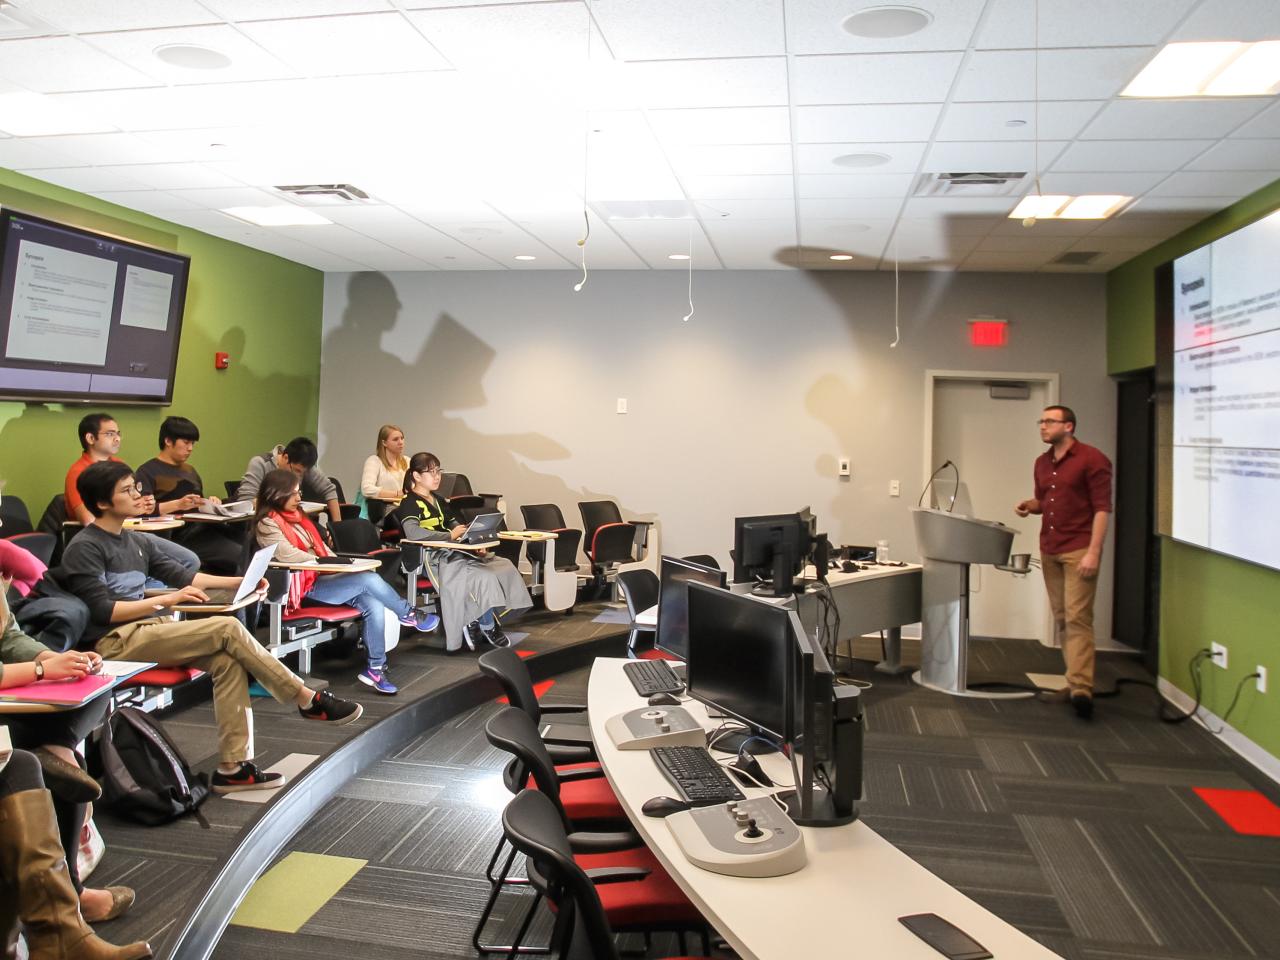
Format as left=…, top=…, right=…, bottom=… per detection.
left=0, top=168, right=323, bottom=518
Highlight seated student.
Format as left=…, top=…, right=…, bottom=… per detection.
left=236, top=437, right=342, bottom=523
left=2, top=580, right=128, bottom=927
left=63, top=411, right=201, bottom=579
left=134, top=416, right=239, bottom=574
left=0, top=749, right=151, bottom=959
left=360, top=424, right=408, bottom=516
left=53, top=461, right=365, bottom=794
left=394, top=452, right=532, bottom=653
left=253, top=470, right=438, bottom=695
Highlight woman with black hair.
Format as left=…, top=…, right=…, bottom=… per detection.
left=253, top=470, right=438, bottom=694
left=393, top=452, right=532, bottom=652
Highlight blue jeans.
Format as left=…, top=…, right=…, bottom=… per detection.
left=304, top=571, right=411, bottom=670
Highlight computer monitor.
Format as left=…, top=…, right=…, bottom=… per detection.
left=732, top=513, right=812, bottom=597
left=655, top=556, right=728, bottom=660
left=686, top=582, right=793, bottom=752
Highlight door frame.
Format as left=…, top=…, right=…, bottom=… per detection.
left=923, top=369, right=1060, bottom=646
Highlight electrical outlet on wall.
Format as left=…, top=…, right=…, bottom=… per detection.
left=1257, top=665, right=1268, bottom=694
left=838, top=458, right=851, bottom=477
left=616, top=398, right=627, bottom=414
left=1210, top=642, right=1228, bottom=669
left=889, top=480, right=901, bottom=497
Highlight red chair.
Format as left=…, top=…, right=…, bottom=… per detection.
left=261, top=567, right=361, bottom=675
left=578, top=500, right=637, bottom=587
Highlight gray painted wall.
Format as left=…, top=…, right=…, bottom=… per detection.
left=318, top=267, right=1115, bottom=640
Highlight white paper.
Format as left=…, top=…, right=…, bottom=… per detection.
left=119, top=263, right=173, bottom=331
left=98, top=660, right=157, bottom=677
left=5, top=239, right=117, bottom=367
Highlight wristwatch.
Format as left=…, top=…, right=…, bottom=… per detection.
left=34, top=660, right=45, bottom=680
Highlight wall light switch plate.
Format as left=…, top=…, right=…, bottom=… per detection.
left=890, top=480, right=901, bottom=497
left=838, top=458, right=851, bottom=477
left=616, top=398, right=627, bottom=414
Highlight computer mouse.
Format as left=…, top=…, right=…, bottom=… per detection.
left=647, top=693, right=681, bottom=706
left=641, top=796, right=692, bottom=818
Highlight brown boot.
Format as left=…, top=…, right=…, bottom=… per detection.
left=0, top=788, right=152, bottom=960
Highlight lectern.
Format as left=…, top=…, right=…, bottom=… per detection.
left=911, top=507, right=1026, bottom=697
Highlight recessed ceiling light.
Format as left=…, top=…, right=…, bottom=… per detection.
left=1122, top=41, right=1280, bottom=97
left=1008, top=194, right=1131, bottom=221
left=668, top=254, right=691, bottom=260
left=221, top=206, right=332, bottom=227
left=1204, top=40, right=1280, bottom=96
left=514, top=255, right=536, bottom=261
left=829, top=254, right=854, bottom=261
left=842, top=5, right=933, bottom=39
left=154, top=43, right=232, bottom=70
left=834, top=152, right=891, bottom=169
left=1004, top=119, right=1028, bottom=128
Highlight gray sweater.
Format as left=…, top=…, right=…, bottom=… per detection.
left=236, top=446, right=338, bottom=504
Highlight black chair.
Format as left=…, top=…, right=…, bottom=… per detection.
left=615, top=570, right=658, bottom=655
left=6, top=532, right=56, bottom=566
left=681, top=554, right=720, bottom=570
left=328, top=476, right=347, bottom=504
left=36, top=496, right=69, bottom=565
left=494, top=519, right=523, bottom=568
left=447, top=493, right=488, bottom=524
left=477, top=647, right=593, bottom=756
left=0, top=495, right=34, bottom=536
left=330, top=518, right=401, bottom=586
left=223, top=480, right=240, bottom=500
left=520, top=504, right=582, bottom=574
left=443, top=472, right=502, bottom=515
left=499, top=788, right=712, bottom=960
left=577, top=501, right=637, bottom=587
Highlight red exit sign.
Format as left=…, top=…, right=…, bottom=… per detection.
left=968, top=318, right=1008, bottom=347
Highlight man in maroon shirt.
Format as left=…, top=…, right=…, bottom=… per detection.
left=1015, top=405, right=1112, bottom=719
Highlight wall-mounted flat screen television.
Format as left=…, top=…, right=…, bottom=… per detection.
left=0, top=208, right=190, bottom=405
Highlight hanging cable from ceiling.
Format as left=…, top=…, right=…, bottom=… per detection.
left=682, top=220, right=695, bottom=322
left=573, top=0, right=592, bottom=292
left=890, top=231, right=900, bottom=348
left=1023, top=0, right=1042, bottom=228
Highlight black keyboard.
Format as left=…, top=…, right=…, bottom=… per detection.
left=651, top=746, right=746, bottom=805
left=624, top=658, right=684, bottom=697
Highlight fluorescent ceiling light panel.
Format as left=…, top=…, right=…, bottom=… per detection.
left=0, top=92, right=115, bottom=136
left=1057, top=195, right=1132, bottom=219
left=1121, top=41, right=1280, bottom=97
left=221, top=206, right=332, bottom=226
left=1009, top=195, right=1071, bottom=219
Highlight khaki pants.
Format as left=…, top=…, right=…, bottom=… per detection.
left=1040, top=548, right=1098, bottom=694
left=95, top=616, right=304, bottom=764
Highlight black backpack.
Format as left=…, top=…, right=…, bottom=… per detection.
left=92, top=707, right=210, bottom=826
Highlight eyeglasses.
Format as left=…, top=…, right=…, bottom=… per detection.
left=1036, top=418, right=1067, bottom=426
left=119, top=483, right=144, bottom=497
left=99, top=430, right=122, bottom=439
left=424, top=467, right=442, bottom=477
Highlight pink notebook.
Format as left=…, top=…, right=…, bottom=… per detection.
left=0, top=674, right=115, bottom=705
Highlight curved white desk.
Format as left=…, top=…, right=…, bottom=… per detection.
left=588, top=658, right=1060, bottom=960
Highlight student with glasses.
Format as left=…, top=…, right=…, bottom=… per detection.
left=1015, top=405, right=1113, bottom=719
left=252, top=469, right=439, bottom=694
left=393, top=452, right=532, bottom=652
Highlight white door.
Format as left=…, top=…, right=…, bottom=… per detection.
left=930, top=378, right=1050, bottom=641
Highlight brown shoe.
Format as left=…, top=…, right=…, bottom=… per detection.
left=1071, top=692, right=1094, bottom=720
left=34, top=747, right=102, bottom=804
left=82, top=886, right=136, bottom=923
left=0, top=788, right=152, bottom=959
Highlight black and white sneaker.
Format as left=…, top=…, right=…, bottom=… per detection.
left=299, top=690, right=364, bottom=724
left=463, top=620, right=485, bottom=651
left=481, top=619, right=510, bottom=648
left=212, top=761, right=286, bottom=794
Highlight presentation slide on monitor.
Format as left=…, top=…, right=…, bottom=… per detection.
left=4, top=239, right=117, bottom=367
left=1170, top=208, right=1280, bottom=570
left=119, top=264, right=174, bottom=332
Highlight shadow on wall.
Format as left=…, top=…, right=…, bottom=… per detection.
left=320, top=272, right=657, bottom=535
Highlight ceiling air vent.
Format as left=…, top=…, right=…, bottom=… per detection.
left=913, top=172, right=1027, bottom=198
left=273, top=184, right=371, bottom=205
left=1052, top=251, right=1103, bottom=266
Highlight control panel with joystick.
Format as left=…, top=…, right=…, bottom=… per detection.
left=666, top=796, right=806, bottom=877
left=606, top=705, right=707, bottom=750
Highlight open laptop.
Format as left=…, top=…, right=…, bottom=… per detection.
left=459, top=512, right=503, bottom=544
left=178, top=543, right=278, bottom=608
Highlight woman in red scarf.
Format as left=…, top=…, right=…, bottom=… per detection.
left=253, top=470, right=437, bottom=695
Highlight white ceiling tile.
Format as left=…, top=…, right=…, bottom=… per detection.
left=789, top=0, right=987, bottom=55
left=237, top=13, right=450, bottom=76
left=1081, top=100, right=1269, bottom=141
left=952, top=48, right=1156, bottom=102
left=28, top=166, right=154, bottom=192
left=890, top=232, right=983, bottom=260
left=1170, top=0, right=1280, bottom=41
left=682, top=174, right=794, bottom=200
left=92, top=190, right=205, bottom=213
left=975, top=0, right=1197, bottom=48
left=0, top=137, right=82, bottom=168
left=798, top=198, right=904, bottom=219
left=1233, top=101, right=1280, bottom=139
left=797, top=173, right=914, bottom=199
left=795, top=142, right=927, bottom=174
left=1065, top=235, right=1166, bottom=253
left=204, top=0, right=393, bottom=19
left=1076, top=213, right=1196, bottom=236
left=985, top=217, right=1102, bottom=237
left=0, top=37, right=156, bottom=93
left=900, top=196, right=1021, bottom=218
left=421, top=221, right=567, bottom=266
left=12, top=0, right=217, bottom=32
left=606, top=219, right=720, bottom=268
left=648, top=107, right=791, bottom=145
left=84, top=25, right=296, bottom=86
left=512, top=216, right=647, bottom=268
left=592, top=0, right=783, bottom=59
left=975, top=234, right=1076, bottom=253
left=962, top=251, right=1056, bottom=270
left=667, top=144, right=792, bottom=177
left=390, top=197, right=505, bottom=221
left=1037, top=171, right=1167, bottom=194
left=406, top=2, right=592, bottom=70
left=924, top=140, right=1067, bottom=171
left=98, top=162, right=244, bottom=190
left=1147, top=169, right=1278, bottom=198
left=605, top=58, right=788, bottom=110
left=796, top=104, right=943, bottom=143
left=693, top=199, right=797, bottom=220
left=1051, top=139, right=1215, bottom=172
left=32, top=133, right=175, bottom=166
left=792, top=52, right=963, bottom=105
left=1117, top=196, right=1233, bottom=215
left=936, top=101, right=1105, bottom=141
left=1187, top=139, right=1280, bottom=171
left=167, top=185, right=283, bottom=208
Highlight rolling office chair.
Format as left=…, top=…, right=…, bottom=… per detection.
left=681, top=554, right=720, bottom=570
left=0, top=495, right=34, bottom=536
left=615, top=570, right=658, bottom=657
left=577, top=501, right=637, bottom=592
left=476, top=706, right=638, bottom=955
left=477, top=648, right=594, bottom=758
left=499, top=788, right=712, bottom=960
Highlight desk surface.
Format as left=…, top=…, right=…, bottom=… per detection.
left=123, top=517, right=185, bottom=532
left=588, top=658, right=1059, bottom=960
left=0, top=661, right=155, bottom=713
left=270, top=558, right=380, bottom=574
left=400, top=539, right=498, bottom=551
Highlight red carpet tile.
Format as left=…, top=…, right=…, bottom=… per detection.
left=1193, top=787, right=1280, bottom=836
left=498, top=679, right=555, bottom=705
left=515, top=649, right=535, bottom=659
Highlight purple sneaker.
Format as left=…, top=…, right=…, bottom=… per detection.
left=358, top=668, right=398, bottom=695
left=399, top=610, right=440, bottom=633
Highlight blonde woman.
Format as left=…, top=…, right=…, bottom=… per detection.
left=360, top=424, right=408, bottom=502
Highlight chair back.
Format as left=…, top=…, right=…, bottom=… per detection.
left=478, top=647, right=544, bottom=723
left=578, top=501, right=634, bottom=566
left=7, top=532, right=56, bottom=566
left=36, top=496, right=69, bottom=565
left=493, top=520, right=523, bottom=567
left=223, top=480, right=240, bottom=500
left=681, top=554, right=720, bottom=570
left=521, top=503, right=566, bottom=529
left=0, top=495, right=33, bottom=536
left=448, top=494, right=487, bottom=523
left=483, top=707, right=570, bottom=826
left=616, top=570, right=658, bottom=620
left=331, top=518, right=383, bottom=554
left=501, top=789, right=621, bottom=960
left=328, top=476, right=347, bottom=504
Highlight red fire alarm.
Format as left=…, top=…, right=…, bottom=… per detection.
left=967, top=317, right=1009, bottom=347
left=214, top=352, right=230, bottom=370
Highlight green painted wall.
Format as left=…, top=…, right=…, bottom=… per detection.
left=0, top=169, right=323, bottom=519
left=1106, top=176, right=1280, bottom=763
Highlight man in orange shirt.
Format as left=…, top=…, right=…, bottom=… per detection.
left=64, top=413, right=122, bottom=526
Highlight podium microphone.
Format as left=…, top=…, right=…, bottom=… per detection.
left=917, top=460, right=961, bottom=512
